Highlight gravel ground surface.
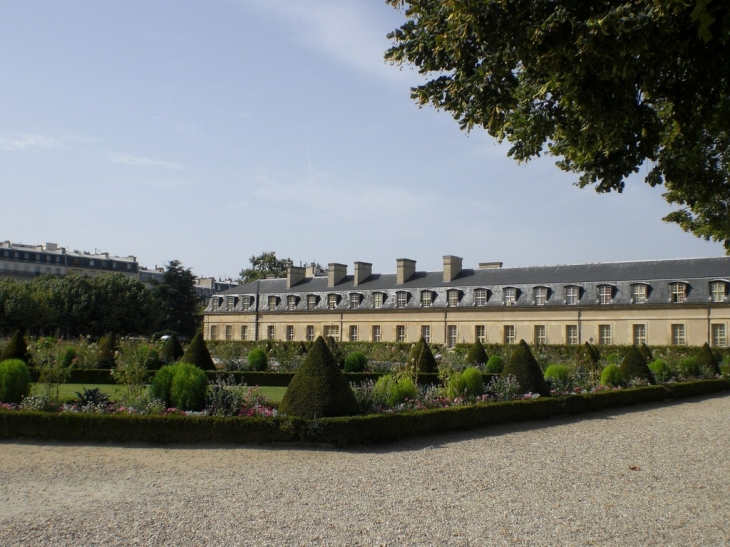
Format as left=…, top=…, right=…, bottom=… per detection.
left=1, top=394, right=729, bottom=546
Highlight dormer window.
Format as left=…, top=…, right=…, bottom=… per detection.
left=565, top=286, right=580, bottom=305
left=373, top=292, right=384, bottom=309
left=211, top=298, right=220, bottom=311
left=711, top=281, right=726, bottom=302
left=632, top=284, right=648, bottom=304
left=534, top=287, right=548, bottom=306
left=396, top=291, right=408, bottom=308
left=598, top=285, right=613, bottom=305
left=421, top=291, right=433, bottom=308
left=474, top=288, right=488, bottom=306
left=504, top=287, right=517, bottom=306
left=227, top=296, right=236, bottom=310
left=350, top=293, right=361, bottom=309
left=447, top=289, right=460, bottom=307
left=268, top=296, right=278, bottom=310
left=328, top=294, right=339, bottom=309
left=242, top=296, right=251, bottom=310
left=307, top=294, right=317, bottom=310
left=287, top=295, right=298, bottom=310
left=670, top=282, right=687, bottom=303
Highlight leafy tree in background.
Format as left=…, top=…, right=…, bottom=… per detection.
left=239, top=251, right=293, bottom=284
left=385, top=0, right=730, bottom=249
left=150, top=260, right=201, bottom=338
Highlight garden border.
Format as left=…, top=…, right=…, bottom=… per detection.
left=2, top=379, right=727, bottom=446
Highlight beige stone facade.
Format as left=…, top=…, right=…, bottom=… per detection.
left=203, top=256, right=730, bottom=348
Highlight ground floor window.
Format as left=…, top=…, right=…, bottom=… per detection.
left=372, top=325, right=381, bottom=342
left=534, top=325, right=546, bottom=345
left=396, top=325, right=406, bottom=343
left=210, top=325, right=217, bottom=341
left=566, top=325, right=578, bottom=345
left=712, top=324, right=727, bottom=347
left=475, top=325, right=486, bottom=344
left=349, top=325, right=358, bottom=341
left=324, top=325, right=340, bottom=341
left=633, top=324, right=646, bottom=346
left=286, top=325, right=295, bottom=341
left=306, top=325, right=315, bottom=341
left=447, top=325, right=457, bottom=348
left=225, top=325, right=233, bottom=341
left=421, top=325, right=430, bottom=343
left=504, top=325, right=515, bottom=344
left=671, top=324, right=685, bottom=345
left=241, top=325, right=248, bottom=341
left=598, top=324, right=612, bottom=345
left=267, top=325, right=275, bottom=340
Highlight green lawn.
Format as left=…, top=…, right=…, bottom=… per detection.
left=31, top=384, right=288, bottom=404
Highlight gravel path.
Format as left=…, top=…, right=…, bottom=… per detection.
left=1, top=395, right=729, bottom=546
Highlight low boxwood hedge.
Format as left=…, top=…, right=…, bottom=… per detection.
left=2, top=379, right=727, bottom=446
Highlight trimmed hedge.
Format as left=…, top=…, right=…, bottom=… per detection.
left=1, top=380, right=727, bottom=445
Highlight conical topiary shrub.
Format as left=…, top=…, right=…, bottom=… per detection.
left=297, top=341, right=308, bottom=356
left=0, top=330, right=30, bottom=364
left=501, top=340, right=550, bottom=396
left=96, top=332, right=117, bottom=369
left=619, top=345, right=655, bottom=384
left=639, top=343, right=653, bottom=363
left=279, top=336, right=360, bottom=418
left=465, top=340, right=488, bottom=366
left=181, top=331, right=216, bottom=371
left=580, top=341, right=600, bottom=367
left=160, top=334, right=185, bottom=365
left=695, top=342, right=721, bottom=375
left=408, top=337, right=437, bottom=374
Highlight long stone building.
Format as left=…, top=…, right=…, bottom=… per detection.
left=202, top=256, right=730, bottom=348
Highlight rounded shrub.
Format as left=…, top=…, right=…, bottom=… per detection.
left=373, top=374, right=417, bottom=407
left=648, top=359, right=670, bottom=382
left=501, top=340, right=550, bottom=396
left=445, top=371, right=466, bottom=399
left=485, top=355, right=504, bottom=374
left=464, top=341, right=488, bottom=366
left=679, top=356, right=700, bottom=378
left=0, top=359, right=32, bottom=404
left=344, top=351, right=368, bottom=373
left=600, top=364, right=623, bottom=387
left=169, top=363, right=209, bottom=411
left=0, top=330, right=30, bottom=364
left=279, top=336, right=360, bottom=418
left=181, top=331, right=216, bottom=371
left=247, top=348, right=269, bottom=371
left=620, top=345, right=655, bottom=384
left=544, top=364, right=573, bottom=391
left=149, top=365, right=177, bottom=407
left=461, top=367, right=485, bottom=396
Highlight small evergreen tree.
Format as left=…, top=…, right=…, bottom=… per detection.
left=619, top=345, right=655, bottom=384
left=0, top=330, right=30, bottom=364
left=464, top=340, right=488, bottom=366
left=580, top=341, right=600, bottom=366
left=408, top=337, right=437, bottom=374
left=279, top=336, right=360, bottom=418
left=96, top=332, right=117, bottom=369
left=695, top=342, right=722, bottom=376
left=501, top=340, right=550, bottom=396
left=159, top=334, right=185, bottom=364
left=181, top=331, right=216, bottom=371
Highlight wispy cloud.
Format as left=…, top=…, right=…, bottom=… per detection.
left=102, top=152, right=183, bottom=170
left=242, top=0, right=418, bottom=85
left=0, top=132, right=79, bottom=151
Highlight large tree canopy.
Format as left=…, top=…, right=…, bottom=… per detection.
left=385, top=0, right=730, bottom=249
left=150, top=260, right=201, bottom=337
left=239, top=251, right=293, bottom=284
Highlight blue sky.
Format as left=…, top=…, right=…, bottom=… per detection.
left=1, top=0, right=724, bottom=280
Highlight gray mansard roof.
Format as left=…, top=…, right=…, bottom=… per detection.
left=207, top=257, right=730, bottom=312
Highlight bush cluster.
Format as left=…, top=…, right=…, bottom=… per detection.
left=0, top=359, right=32, bottom=404
left=150, top=362, right=209, bottom=411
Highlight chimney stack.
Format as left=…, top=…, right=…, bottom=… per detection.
left=396, top=258, right=416, bottom=284
left=478, top=262, right=503, bottom=270
left=443, top=255, right=463, bottom=282
left=287, top=265, right=305, bottom=288
left=353, top=262, right=372, bottom=286
left=328, top=263, right=347, bottom=287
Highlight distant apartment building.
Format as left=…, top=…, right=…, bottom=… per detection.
left=0, top=241, right=138, bottom=281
